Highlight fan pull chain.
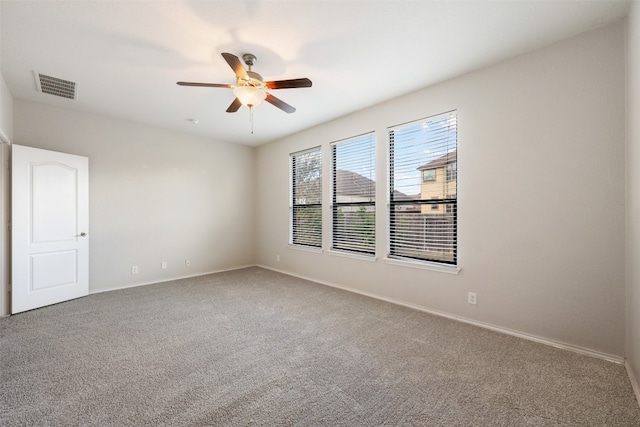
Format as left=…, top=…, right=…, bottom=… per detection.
left=249, top=106, right=254, bottom=134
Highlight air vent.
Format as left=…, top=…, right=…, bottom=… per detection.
left=34, top=72, right=77, bottom=100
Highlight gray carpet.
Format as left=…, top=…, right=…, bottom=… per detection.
left=1, top=267, right=639, bottom=426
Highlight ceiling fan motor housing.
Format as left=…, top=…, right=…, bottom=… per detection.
left=239, top=71, right=265, bottom=88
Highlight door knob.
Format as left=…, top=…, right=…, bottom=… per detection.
left=79, top=232, right=87, bottom=237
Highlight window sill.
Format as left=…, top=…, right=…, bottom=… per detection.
left=288, top=244, right=323, bottom=254
left=383, top=257, right=461, bottom=274
left=327, top=249, right=377, bottom=262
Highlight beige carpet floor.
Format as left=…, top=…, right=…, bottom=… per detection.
left=1, top=267, right=639, bottom=426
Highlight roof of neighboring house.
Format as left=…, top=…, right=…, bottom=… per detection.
left=336, top=169, right=411, bottom=200
left=335, top=170, right=375, bottom=197
left=297, top=170, right=412, bottom=202
left=393, top=192, right=421, bottom=201
left=417, top=150, right=457, bottom=171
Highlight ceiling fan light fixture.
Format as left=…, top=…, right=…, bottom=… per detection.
left=233, top=85, right=266, bottom=108
left=177, top=52, right=310, bottom=117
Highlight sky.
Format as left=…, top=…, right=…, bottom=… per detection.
left=391, top=112, right=457, bottom=196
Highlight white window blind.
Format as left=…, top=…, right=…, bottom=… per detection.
left=331, top=133, right=376, bottom=255
left=290, top=147, right=322, bottom=247
left=388, top=111, right=457, bottom=265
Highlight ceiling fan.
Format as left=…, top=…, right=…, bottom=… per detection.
left=177, top=52, right=312, bottom=114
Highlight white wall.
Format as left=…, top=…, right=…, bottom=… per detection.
left=627, top=0, right=640, bottom=400
left=0, top=0, right=12, bottom=143
left=13, top=100, right=255, bottom=297
left=0, top=0, right=14, bottom=317
left=0, top=73, right=12, bottom=143
left=256, top=23, right=626, bottom=357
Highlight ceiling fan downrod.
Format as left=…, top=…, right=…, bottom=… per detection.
left=242, top=53, right=257, bottom=71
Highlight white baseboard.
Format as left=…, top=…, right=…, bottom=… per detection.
left=627, top=361, right=640, bottom=407
left=89, top=264, right=256, bottom=295
left=257, top=264, right=624, bottom=365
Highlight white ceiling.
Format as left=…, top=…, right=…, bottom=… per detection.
left=0, top=0, right=631, bottom=146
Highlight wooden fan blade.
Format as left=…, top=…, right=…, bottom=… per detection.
left=266, top=78, right=312, bottom=90
left=221, top=52, right=248, bottom=80
left=177, top=82, right=232, bottom=88
left=265, top=93, right=296, bottom=113
left=226, top=98, right=242, bottom=113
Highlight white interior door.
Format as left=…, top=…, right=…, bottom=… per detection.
left=12, top=145, right=89, bottom=314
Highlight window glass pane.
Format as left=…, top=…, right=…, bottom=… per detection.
left=389, top=112, right=457, bottom=264
left=389, top=203, right=456, bottom=263
left=292, top=205, right=322, bottom=247
left=292, top=148, right=322, bottom=204
left=333, top=205, right=375, bottom=253
left=290, top=147, right=322, bottom=247
left=332, top=133, right=376, bottom=255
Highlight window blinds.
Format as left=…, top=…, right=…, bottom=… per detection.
left=331, top=133, right=376, bottom=254
left=290, top=147, right=322, bottom=247
left=389, top=111, right=457, bottom=264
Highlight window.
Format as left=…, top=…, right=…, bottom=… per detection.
left=446, top=161, right=457, bottom=182
left=430, top=197, right=439, bottom=210
left=290, top=147, right=322, bottom=247
left=388, top=111, right=457, bottom=265
left=331, top=133, right=376, bottom=255
left=422, top=169, right=436, bottom=182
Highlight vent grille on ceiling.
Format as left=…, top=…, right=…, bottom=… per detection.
left=34, top=72, right=77, bottom=100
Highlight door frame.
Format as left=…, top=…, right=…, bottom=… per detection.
left=0, top=129, right=9, bottom=317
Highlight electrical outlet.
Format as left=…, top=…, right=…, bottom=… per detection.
left=276, top=255, right=280, bottom=262
left=132, top=265, right=139, bottom=275
left=161, top=261, right=167, bottom=270
left=185, top=260, right=191, bottom=267
left=468, top=292, right=477, bottom=305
